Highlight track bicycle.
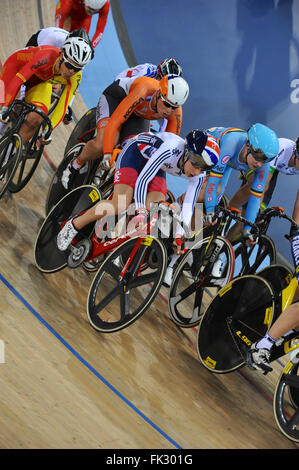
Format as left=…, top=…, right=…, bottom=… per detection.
left=168, top=205, right=260, bottom=328
left=0, top=100, right=52, bottom=199
left=35, top=185, right=186, bottom=333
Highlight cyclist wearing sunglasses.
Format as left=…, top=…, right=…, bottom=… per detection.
left=0, top=36, right=93, bottom=146
left=56, top=129, right=220, bottom=252
left=202, top=124, right=279, bottom=246
left=55, top=0, right=109, bottom=49
left=61, top=74, right=189, bottom=189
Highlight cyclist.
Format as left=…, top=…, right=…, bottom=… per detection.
left=56, top=130, right=220, bottom=257
left=55, top=0, right=109, bottom=49
left=227, top=136, right=299, bottom=240
left=115, top=57, right=183, bottom=81
left=0, top=36, right=93, bottom=147
left=61, top=74, right=189, bottom=189
left=247, top=191, right=299, bottom=373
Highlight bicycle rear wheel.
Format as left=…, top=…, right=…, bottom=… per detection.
left=35, top=185, right=101, bottom=273
left=273, top=354, right=299, bottom=443
left=169, top=236, right=235, bottom=328
left=87, top=236, right=167, bottom=332
left=233, top=234, right=276, bottom=276
left=64, top=107, right=96, bottom=157
left=0, top=133, right=22, bottom=199
left=197, top=275, right=275, bottom=373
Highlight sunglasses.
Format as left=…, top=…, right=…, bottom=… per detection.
left=246, top=142, right=268, bottom=163
left=185, top=148, right=210, bottom=170
left=159, top=93, right=178, bottom=110
left=63, top=56, right=83, bottom=73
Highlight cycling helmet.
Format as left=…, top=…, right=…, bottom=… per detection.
left=185, top=130, right=220, bottom=170
left=159, top=74, right=189, bottom=107
left=84, top=0, right=107, bottom=9
left=62, top=36, right=93, bottom=67
left=157, top=58, right=183, bottom=79
left=247, top=123, right=279, bottom=162
left=67, top=28, right=94, bottom=59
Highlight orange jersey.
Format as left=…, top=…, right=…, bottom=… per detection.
left=55, top=0, right=110, bottom=48
left=0, top=46, right=61, bottom=107
left=103, top=76, right=183, bottom=155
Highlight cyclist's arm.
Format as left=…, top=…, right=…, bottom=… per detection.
left=91, top=1, right=110, bottom=48
left=204, top=164, right=228, bottom=213
left=293, top=190, right=299, bottom=225
left=50, top=72, right=81, bottom=129
left=102, top=84, right=147, bottom=156
left=176, top=175, right=206, bottom=237
left=164, top=108, right=182, bottom=136
left=243, top=163, right=270, bottom=230
left=55, top=0, right=72, bottom=28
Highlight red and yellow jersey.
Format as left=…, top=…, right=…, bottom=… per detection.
left=55, top=0, right=110, bottom=48
left=103, top=76, right=183, bottom=155
left=0, top=45, right=81, bottom=129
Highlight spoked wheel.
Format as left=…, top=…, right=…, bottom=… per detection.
left=197, top=275, right=275, bottom=373
left=87, top=236, right=167, bottom=333
left=7, top=128, right=43, bottom=193
left=0, top=133, right=22, bottom=199
left=44, top=143, right=96, bottom=215
left=35, top=185, right=101, bottom=273
left=168, top=236, right=235, bottom=328
left=233, top=234, right=276, bottom=276
left=273, top=354, right=299, bottom=443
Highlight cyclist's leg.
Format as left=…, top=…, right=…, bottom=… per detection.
left=20, top=81, right=52, bottom=143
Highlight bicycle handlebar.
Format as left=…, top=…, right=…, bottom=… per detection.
left=215, top=205, right=260, bottom=234
left=4, top=100, right=53, bottom=139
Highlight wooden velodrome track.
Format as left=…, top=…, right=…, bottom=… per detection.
left=0, top=0, right=297, bottom=450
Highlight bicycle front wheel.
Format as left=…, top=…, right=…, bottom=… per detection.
left=233, top=234, right=276, bottom=276
left=197, top=275, right=275, bottom=373
left=0, top=133, right=22, bottom=199
left=87, top=236, right=167, bottom=333
left=169, top=236, right=235, bottom=328
left=273, top=354, right=299, bottom=443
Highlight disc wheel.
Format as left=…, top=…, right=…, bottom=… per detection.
left=197, top=275, right=275, bottom=373
left=273, top=355, right=299, bottom=443
left=87, top=236, right=167, bottom=332
left=168, top=236, right=235, bottom=328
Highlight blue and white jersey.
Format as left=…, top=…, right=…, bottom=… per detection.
left=204, top=127, right=270, bottom=230
left=271, top=138, right=299, bottom=176
left=115, top=63, right=157, bottom=81
left=292, top=230, right=299, bottom=282
left=117, top=131, right=206, bottom=234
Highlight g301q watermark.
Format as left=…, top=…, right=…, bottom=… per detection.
left=0, top=339, right=5, bottom=364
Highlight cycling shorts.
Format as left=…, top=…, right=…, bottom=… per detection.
left=25, top=80, right=52, bottom=115
left=114, top=141, right=167, bottom=196
left=25, top=30, right=41, bottom=47
left=95, top=80, right=149, bottom=145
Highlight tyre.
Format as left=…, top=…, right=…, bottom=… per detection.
left=8, top=128, right=43, bottom=193
left=197, top=275, right=275, bottom=373
left=168, top=236, right=235, bottom=328
left=87, top=236, right=167, bottom=332
left=233, top=234, right=276, bottom=276
left=35, top=185, right=101, bottom=273
left=273, top=354, right=299, bottom=443
left=0, top=133, right=23, bottom=199
left=64, top=107, right=96, bottom=157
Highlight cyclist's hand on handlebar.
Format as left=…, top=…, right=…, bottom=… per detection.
left=203, top=211, right=217, bottom=226
left=243, top=229, right=258, bottom=247
left=173, top=235, right=185, bottom=255
left=100, top=153, right=112, bottom=171
left=63, top=106, right=73, bottom=125
left=129, top=207, right=148, bottom=234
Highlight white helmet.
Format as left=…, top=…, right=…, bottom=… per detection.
left=62, top=36, right=93, bottom=67
left=159, top=74, right=189, bottom=107
left=84, top=0, right=107, bottom=9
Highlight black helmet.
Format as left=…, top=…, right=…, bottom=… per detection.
left=67, top=28, right=94, bottom=59
left=157, top=58, right=183, bottom=79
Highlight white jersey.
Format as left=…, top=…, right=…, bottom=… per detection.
left=271, top=138, right=299, bottom=176
left=37, top=27, right=69, bottom=49
left=115, top=63, right=157, bottom=81
left=117, top=131, right=206, bottom=235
